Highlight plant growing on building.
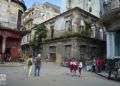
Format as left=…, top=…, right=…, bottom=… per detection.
left=31, top=23, right=47, bottom=54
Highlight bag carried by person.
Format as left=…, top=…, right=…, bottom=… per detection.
left=28, top=59, right=32, bottom=66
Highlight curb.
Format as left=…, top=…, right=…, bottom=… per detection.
left=0, top=63, right=25, bottom=67
left=95, top=73, right=120, bottom=82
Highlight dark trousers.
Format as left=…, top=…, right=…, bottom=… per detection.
left=34, top=65, right=41, bottom=76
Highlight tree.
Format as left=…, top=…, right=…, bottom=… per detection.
left=31, top=24, right=47, bottom=54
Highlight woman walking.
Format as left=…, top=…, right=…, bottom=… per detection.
left=26, top=54, right=33, bottom=77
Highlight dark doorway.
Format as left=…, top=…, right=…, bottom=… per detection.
left=5, top=48, right=11, bottom=62
left=0, top=36, right=2, bottom=53
left=49, top=53, right=56, bottom=62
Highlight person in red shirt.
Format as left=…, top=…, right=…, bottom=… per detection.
left=69, top=58, right=78, bottom=76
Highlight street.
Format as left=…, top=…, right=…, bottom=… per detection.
left=0, top=62, right=119, bottom=86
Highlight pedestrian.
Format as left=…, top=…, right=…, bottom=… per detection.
left=0, top=54, right=1, bottom=60
left=8, top=56, right=11, bottom=62
left=26, top=54, right=33, bottom=77
left=96, top=58, right=101, bottom=73
left=73, top=59, right=78, bottom=76
left=78, top=61, right=83, bottom=77
left=34, top=54, right=42, bottom=76
left=45, top=54, right=49, bottom=64
left=69, top=58, right=77, bottom=76
left=69, top=59, right=73, bottom=74
left=92, top=59, right=96, bottom=72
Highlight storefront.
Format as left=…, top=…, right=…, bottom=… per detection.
left=0, top=29, right=21, bottom=61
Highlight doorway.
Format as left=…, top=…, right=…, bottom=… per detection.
left=49, top=53, right=56, bottom=62
left=5, top=48, right=11, bottom=62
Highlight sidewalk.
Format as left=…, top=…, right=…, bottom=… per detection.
left=96, top=71, right=120, bottom=81
left=0, top=62, right=25, bottom=67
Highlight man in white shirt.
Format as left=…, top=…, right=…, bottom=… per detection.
left=78, top=61, right=83, bottom=77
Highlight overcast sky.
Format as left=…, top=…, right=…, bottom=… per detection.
left=24, top=0, right=64, bottom=11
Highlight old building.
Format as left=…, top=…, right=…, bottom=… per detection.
left=99, top=0, right=106, bottom=17
left=102, top=0, right=120, bottom=59
left=0, top=0, right=26, bottom=61
left=40, top=7, right=106, bottom=64
left=65, top=0, right=101, bottom=17
left=21, top=2, right=60, bottom=55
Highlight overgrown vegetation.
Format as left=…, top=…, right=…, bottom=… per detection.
left=31, top=24, right=47, bottom=54
left=44, top=21, right=92, bottom=42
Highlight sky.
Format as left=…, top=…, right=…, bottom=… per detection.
left=24, top=0, right=64, bottom=11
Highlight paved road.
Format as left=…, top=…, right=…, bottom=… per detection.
left=0, top=62, right=120, bottom=86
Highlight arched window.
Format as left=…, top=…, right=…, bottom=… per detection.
left=65, top=20, right=72, bottom=31
left=17, top=10, right=23, bottom=30
left=50, top=25, right=54, bottom=39
left=89, top=7, right=92, bottom=12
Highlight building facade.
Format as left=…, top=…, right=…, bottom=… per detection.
left=40, top=7, right=106, bottom=64
left=102, top=0, right=120, bottom=59
left=21, top=2, right=60, bottom=55
left=65, top=0, right=100, bottom=17
left=0, top=0, right=26, bottom=61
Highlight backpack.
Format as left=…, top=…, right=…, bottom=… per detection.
left=28, top=59, right=32, bottom=66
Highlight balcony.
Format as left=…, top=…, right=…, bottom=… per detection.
left=23, top=16, right=33, bottom=24
left=103, top=0, right=120, bottom=14
left=0, top=21, right=17, bottom=30
left=102, top=0, right=120, bottom=31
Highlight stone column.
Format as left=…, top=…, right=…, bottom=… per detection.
left=71, top=40, right=77, bottom=58
left=2, top=36, right=6, bottom=54
left=107, top=32, right=115, bottom=59
left=56, top=42, right=62, bottom=64
left=1, top=36, right=6, bottom=62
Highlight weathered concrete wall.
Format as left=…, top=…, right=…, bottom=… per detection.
left=42, top=37, right=106, bottom=64
left=65, top=0, right=100, bottom=17
left=21, top=2, right=60, bottom=46
left=45, top=8, right=104, bottom=40
left=0, top=0, right=25, bottom=29
left=42, top=38, right=78, bottom=64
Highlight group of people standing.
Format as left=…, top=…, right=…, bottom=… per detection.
left=26, top=54, right=42, bottom=77
left=26, top=55, right=83, bottom=77
left=93, top=58, right=106, bottom=73
left=69, top=58, right=83, bottom=77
